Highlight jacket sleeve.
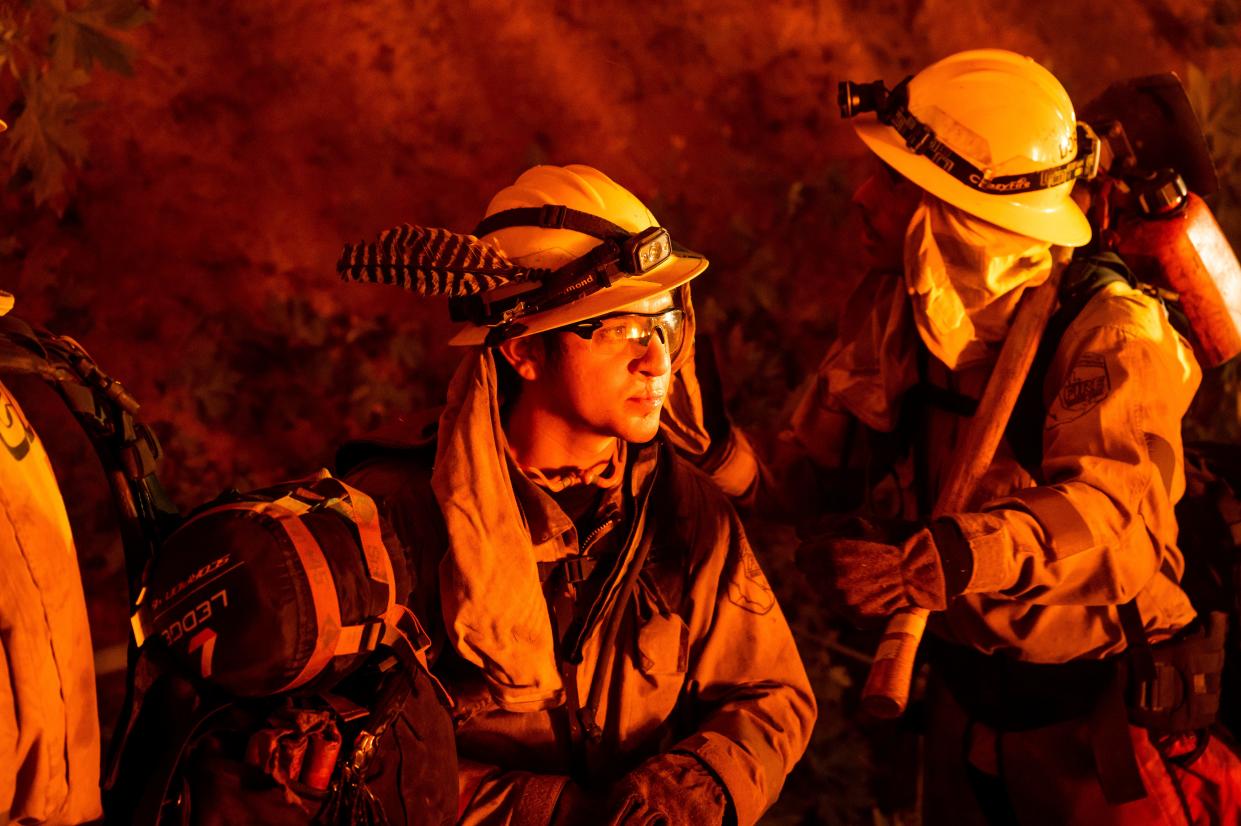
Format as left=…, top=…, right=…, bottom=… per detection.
left=0, top=391, right=102, bottom=826
left=952, top=292, right=1202, bottom=605
left=672, top=478, right=817, bottom=826
left=730, top=267, right=916, bottom=520
left=454, top=759, right=571, bottom=826
left=705, top=376, right=886, bottom=522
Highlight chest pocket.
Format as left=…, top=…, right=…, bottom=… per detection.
left=634, top=570, right=688, bottom=678
left=618, top=593, right=688, bottom=749
left=637, top=611, right=689, bottom=677
left=613, top=547, right=690, bottom=752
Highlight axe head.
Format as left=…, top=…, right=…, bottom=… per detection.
left=1083, top=73, right=1219, bottom=198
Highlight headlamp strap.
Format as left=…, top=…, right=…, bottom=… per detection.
left=460, top=239, right=624, bottom=334
left=866, top=76, right=1099, bottom=194
left=473, top=205, right=631, bottom=242
left=458, top=205, right=684, bottom=345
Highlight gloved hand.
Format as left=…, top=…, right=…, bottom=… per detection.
left=550, top=780, right=599, bottom=826
left=795, top=516, right=974, bottom=624
left=601, top=752, right=729, bottom=826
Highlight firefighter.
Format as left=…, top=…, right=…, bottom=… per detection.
left=0, top=290, right=102, bottom=825
left=778, top=50, right=1241, bottom=824
left=335, top=165, right=816, bottom=826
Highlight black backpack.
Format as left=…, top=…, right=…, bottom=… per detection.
left=107, top=474, right=458, bottom=826
left=0, top=317, right=458, bottom=826
left=1173, top=442, right=1241, bottom=737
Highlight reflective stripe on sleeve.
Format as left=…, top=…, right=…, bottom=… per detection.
left=1143, top=432, right=1176, bottom=496
left=1000, top=486, right=1095, bottom=557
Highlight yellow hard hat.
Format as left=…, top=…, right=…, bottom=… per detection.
left=447, top=164, right=708, bottom=345
left=0, top=291, right=12, bottom=317
left=842, top=49, right=1095, bottom=247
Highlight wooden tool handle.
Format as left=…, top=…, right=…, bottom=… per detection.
left=860, top=607, right=927, bottom=718
left=860, top=253, right=1070, bottom=718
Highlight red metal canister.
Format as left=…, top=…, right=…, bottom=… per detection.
left=1109, top=179, right=1241, bottom=367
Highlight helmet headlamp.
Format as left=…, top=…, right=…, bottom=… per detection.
left=449, top=206, right=693, bottom=344
left=630, top=226, right=672, bottom=274
left=838, top=79, right=891, bottom=120
left=838, top=76, right=1100, bottom=194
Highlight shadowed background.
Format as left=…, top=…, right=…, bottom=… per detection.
left=2, top=1, right=1240, bottom=822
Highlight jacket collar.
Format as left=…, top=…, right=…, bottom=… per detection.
left=508, top=439, right=661, bottom=550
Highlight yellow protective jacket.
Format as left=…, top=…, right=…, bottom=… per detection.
left=0, top=379, right=101, bottom=825
left=339, top=424, right=815, bottom=826
left=791, top=268, right=1201, bottom=660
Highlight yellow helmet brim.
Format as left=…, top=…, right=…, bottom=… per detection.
left=854, top=117, right=1092, bottom=248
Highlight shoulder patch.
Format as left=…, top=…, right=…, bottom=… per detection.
left=1049, top=352, right=1110, bottom=427
left=727, top=544, right=775, bottom=615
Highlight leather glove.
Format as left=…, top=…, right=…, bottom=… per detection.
left=549, top=780, right=599, bottom=826
left=601, top=752, right=729, bottom=826
left=795, top=516, right=974, bottom=624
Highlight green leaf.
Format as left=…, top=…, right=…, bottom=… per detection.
left=47, top=0, right=150, bottom=76
left=5, top=68, right=89, bottom=205
left=51, top=13, right=132, bottom=74
left=0, top=7, right=39, bottom=82
left=99, top=0, right=154, bottom=31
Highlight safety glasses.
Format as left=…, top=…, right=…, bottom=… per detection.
left=561, top=308, right=686, bottom=360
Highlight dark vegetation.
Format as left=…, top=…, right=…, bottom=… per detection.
left=2, top=2, right=1239, bottom=822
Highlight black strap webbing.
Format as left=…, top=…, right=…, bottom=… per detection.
left=909, top=381, right=980, bottom=418
left=1006, top=253, right=1137, bottom=477
left=876, top=77, right=1097, bottom=195
left=1091, top=662, right=1150, bottom=804
left=538, top=556, right=599, bottom=585
left=473, top=205, right=629, bottom=241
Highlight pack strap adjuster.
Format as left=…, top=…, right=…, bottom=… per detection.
left=537, top=556, right=598, bottom=585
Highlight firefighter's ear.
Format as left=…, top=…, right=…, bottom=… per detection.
left=497, top=335, right=544, bottom=382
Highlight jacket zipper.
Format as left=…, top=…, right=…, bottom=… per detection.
left=579, top=509, right=621, bottom=556
left=565, top=453, right=658, bottom=664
